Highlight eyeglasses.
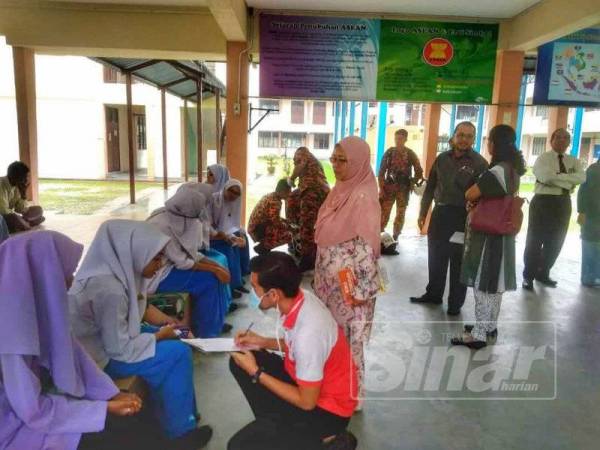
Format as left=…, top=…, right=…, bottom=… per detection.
left=455, top=133, right=475, bottom=140
left=329, top=156, right=348, bottom=164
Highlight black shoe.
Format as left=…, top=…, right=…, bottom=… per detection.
left=410, top=294, right=442, bottom=304
left=232, top=290, right=242, bottom=299
left=450, top=337, right=487, bottom=349
left=522, top=279, right=534, bottom=291
left=447, top=309, right=461, bottom=316
left=221, top=323, right=233, bottom=334
left=463, top=325, right=498, bottom=339
left=237, top=286, right=250, bottom=294
left=323, top=430, right=358, bottom=450
left=172, top=425, right=213, bottom=450
left=535, top=276, right=557, bottom=287
left=228, top=303, right=239, bottom=314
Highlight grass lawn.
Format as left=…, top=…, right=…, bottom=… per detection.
left=40, top=179, right=164, bottom=215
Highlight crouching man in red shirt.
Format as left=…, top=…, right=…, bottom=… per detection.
left=229, top=251, right=358, bottom=450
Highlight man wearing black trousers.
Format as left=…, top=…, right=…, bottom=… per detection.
left=410, top=122, right=488, bottom=315
left=522, top=128, right=585, bottom=290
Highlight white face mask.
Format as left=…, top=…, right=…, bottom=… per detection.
left=274, top=300, right=283, bottom=355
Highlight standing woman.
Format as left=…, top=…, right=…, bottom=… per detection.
left=578, top=158, right=600, bottom=287
left=69, top=220, right=212, bottom=447
left=314, top=136, right=381, bottom=398
left=147, top=187, right=231, bottom=337
left=287, top=147, right=331, bottom=271
left=0, top=231, right=163, bottom=450
left=453, top=124, right=526, bottom=349
left=210, top=179, right=251, bottom=295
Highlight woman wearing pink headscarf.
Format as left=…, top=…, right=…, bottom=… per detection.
left=314, top=136, right=381, bottom=403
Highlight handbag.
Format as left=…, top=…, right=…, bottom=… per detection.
left=469, top=167, right=525, bottom=235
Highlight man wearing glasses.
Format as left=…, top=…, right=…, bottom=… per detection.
left=410, top=122, right=488, bottom=315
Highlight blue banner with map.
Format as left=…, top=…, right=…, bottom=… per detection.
left=533, top=28, right=600, bottom=106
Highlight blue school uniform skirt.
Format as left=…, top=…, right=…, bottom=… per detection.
left=210, top=232, right=250, bottom=290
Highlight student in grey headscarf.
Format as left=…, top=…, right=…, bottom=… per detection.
left=69, top=220, right=212, bottom=447
left=207, top=164, right=230, bottom=193
left=147, top=187, right=232, bottom=336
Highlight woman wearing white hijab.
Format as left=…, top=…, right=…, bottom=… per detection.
left=69, top=220, right=212, bottom=448
left=207, top=164, right=230, bottom=194
left=147, top=187, right=232, bottom=337
left=210, top=179, right=251, bottom=295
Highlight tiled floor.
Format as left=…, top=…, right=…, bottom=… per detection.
left=40, top=182, right=599, bottom=450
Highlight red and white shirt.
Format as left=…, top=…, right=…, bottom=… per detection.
left=282, top=289, right=358, bottom=417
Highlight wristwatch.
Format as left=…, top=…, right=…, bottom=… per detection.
left=251, top=367, right=264, bottom=384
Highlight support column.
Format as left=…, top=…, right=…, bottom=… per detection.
left=341, top=102, right=348, bottom=139
left=547, top=106, right=569, bottom=142
left=183, top=99, right=189, bottom=181
left=349, top=101, right=356, bottom=136
left=226, top=41, right=249, bottom=222
left=160, top=88, right=168, bottom=190
left=420, top=103, right=442, bottom=235
left=360, top=101, right=368, bottom=139
left=334, top=101, right=340, bottom=143
left=448, top=104, right=457, bottom=136
left=487, top=50, right=525, bottom=130
left=215, top=89, right=222, bottom=162
left=475, top=105, right=486, bottom=153
left=375, top=102, right=388, bottom=172
left=125, top=72, right=136, bottom=204
left=571, top=107, right=584, bottom=157
left=12, top=47, right=38, bottom=202
left=196, top=80, right=203, bottom=181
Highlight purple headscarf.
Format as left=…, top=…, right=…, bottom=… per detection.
left=0, top=231, right=92, bottom=396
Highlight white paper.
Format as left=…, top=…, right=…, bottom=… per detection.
left=449, top=232, right=465, bottom=245
left=182, top=338, right=245, bottom=353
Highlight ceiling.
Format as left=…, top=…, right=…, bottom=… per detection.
left=46, top=0, right=208, bottom=6
left=246, top=0, right=543, bottom=19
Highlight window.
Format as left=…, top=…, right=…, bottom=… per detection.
left=313, top=101, right=327, bottom=125
left=103, top=66, right=126, bottom=84
left=134, top=114, right=146, bottom=150
left=291, top=101, right=305, bottom=124
left=258, top=131, right=279, bottom=148
left=259, top=99, right=279, bottom=114
left=456, top=105, right=478, bottom=121
left=313, top=133, right=330, bottom=149
left=281, top=132, right=304, bottom=149
left=534, top=106, right=548, bottom=119
left=532, top=137, right=547, bottom=156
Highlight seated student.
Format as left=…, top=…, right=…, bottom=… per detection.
left=207, top=163, right=231, bottom=194
left=0, top=215, right=8, bottom=244
left=179, top=181, right=237, bottom=310
left=247, top=179, right=292, bottom=255
left=0, top=230, right=172, bottom=450
left=228, top=252, right=358, bottom=450
left=69, top=220, right=212, bottom=449
left=210, top=179, right=251, bottom=298
left=0, top=161, right=45, bottom=233
left=147, top=187, right=232, bottom=336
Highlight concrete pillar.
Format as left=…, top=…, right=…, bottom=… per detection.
left=360, top=101, right=368, bottom=140
left=12, top=47, right=38, bottom=202
left=487, top=51, right=525, bottom=131
left=420, top=103, right=442, bottom=235
left=547, top=106, right=569, bottom=148
left=226, top=41, right=249, bottom=222
left=375, top=102, right=388, bottom=172
left=571, top=107, right=584, bottom=157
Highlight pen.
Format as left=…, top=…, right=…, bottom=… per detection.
left=243, top=322, right=254, bottom=337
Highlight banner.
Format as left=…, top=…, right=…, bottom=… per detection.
left=376, top=20, right=498, bottom=103
left=259, top=14, right=498, bottom=103
left=533, top=28, right=600, bottom=106
left=259, top=14, right=380, bottom=100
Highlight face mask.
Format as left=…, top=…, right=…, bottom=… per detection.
left=249, top=288, right=263, bottom=309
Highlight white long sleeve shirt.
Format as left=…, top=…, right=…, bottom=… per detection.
left=533, top=150, right=586, bottom=195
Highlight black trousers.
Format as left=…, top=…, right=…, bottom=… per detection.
left=228, top=351, right=349, bottom=450
left=523, top=194, right=572, bottom=281
left=425, top=206, right=468, bottom=312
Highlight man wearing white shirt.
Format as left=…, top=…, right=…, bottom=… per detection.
left=523, top=128, right=586, bottom=290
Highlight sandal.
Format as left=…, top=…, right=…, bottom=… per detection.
left=451, top=336, right=487, bottom=349
left=463, top=324, right=498, bottom=339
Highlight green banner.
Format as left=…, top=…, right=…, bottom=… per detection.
left=376, top=20, right=499, bottom=103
